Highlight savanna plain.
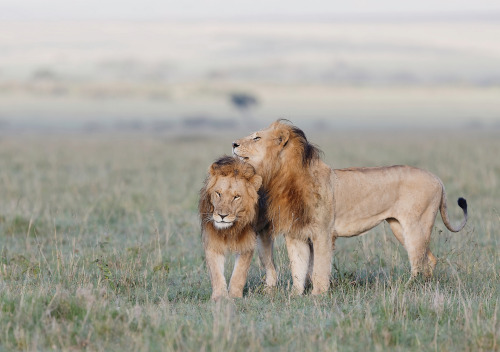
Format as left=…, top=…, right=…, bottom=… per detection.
left=0, top=128, right=498, bottom=351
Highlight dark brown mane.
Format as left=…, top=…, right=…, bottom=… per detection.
left=277, top=119, right=322, bottom=167
left=210, top=155, right=257, bottom=179
left=264, top=121, right=321, bottom=232
left=290, top=125, right=322, bottom=166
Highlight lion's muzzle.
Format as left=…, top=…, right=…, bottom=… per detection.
left=213, top=213, right=236, bottom=230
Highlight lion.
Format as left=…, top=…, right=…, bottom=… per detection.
left=199, top=155, right=272, bottom=300
left=232, top=120, right=468, bottom=295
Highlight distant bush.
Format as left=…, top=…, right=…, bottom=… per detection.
left=229, top=92, right=258, bottom=111
left=31, top=68, right=58, bottom=81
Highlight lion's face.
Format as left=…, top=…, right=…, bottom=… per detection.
left=200, top=157, right=262, bottom=231
left=210, top=176, right=253, bottom=229
left=232, top=121, right=289, bottom=174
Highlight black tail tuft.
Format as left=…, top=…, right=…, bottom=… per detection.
left=458, top=197, right=467, bottom=214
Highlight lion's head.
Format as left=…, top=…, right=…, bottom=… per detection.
left=232, top=120, right=322, bottom=232
left=232, top=119, right=321, bottom=183
left=199, top=156, right=262, bottom=233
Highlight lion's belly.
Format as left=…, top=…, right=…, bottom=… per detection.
left=334, top=217, right=387, bottom=237
left=332, top=166, right=406, bottom=237
left=334, top=201, right=392, bottom=237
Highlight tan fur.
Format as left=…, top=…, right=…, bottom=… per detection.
left=233, top=120, right=468, bottom=295
left=199, top=156, right=265, bottom=300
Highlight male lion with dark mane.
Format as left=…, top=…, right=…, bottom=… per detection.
left=232, top=120, right=468, bottom=295
left=199, top=156, right=272, bottom=300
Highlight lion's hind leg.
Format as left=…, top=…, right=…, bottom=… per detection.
left=403, top=225, right=437, bottom=278
left=414, top=206, right=439, bottom=278
left=388, top=217, right=437, bottom=278
left=387, top=218, right=405, bottom=247
left=425, top=249, right=438, bottom=277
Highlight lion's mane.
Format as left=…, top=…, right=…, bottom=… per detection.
left=199, top=156, right=260, bottom=252
left=263, top=121, right=322, bottom=232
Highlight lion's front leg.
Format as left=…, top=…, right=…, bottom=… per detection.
left=285, top=236, right=311, bottom=295
left=305, top=239, right=314, bottom=288
left=257, top=230, right=277, bottom=288
left=228, top=250, right=254, bottom=298
left=205, top=248, right=228, bottom=300
left=310, top=231, right=332, bottom=295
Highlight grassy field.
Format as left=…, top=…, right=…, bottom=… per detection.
left=0, top=128, right=498, bottom=351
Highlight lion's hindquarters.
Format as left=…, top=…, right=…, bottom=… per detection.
left=336, top=167, right=447, bottom=278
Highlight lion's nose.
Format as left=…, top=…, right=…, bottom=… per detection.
left=232, top=141, right=240, bottom=149
left=219, top=213, right=228, bottom=220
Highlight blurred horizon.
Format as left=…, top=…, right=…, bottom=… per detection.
left=1, top=2, right=500, bottom=132
left=2, top=0, right=500, bottom=21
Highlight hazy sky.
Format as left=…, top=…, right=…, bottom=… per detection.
left=1, top=0, right=500, bottom=20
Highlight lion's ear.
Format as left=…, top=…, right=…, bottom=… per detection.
left=251, top=175, right=262, bottom=190
left=277, top=129, right=290, bottom=147
left=209, top=163, right=219, bottom=176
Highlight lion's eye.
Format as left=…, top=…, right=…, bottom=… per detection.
left=253, top=136, right=261, bottom=141
left=215, top=191, right=221, bottom=198
left=233, top=195, right=241, bottom=200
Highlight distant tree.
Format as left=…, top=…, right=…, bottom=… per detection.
left=229, top=92, right=259, bottom=128
left=230, top=93, right=258, bottom=111
left=31, top=68, right=58, bottom=81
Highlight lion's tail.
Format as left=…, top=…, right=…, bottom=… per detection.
left=439, top=184, right=468, bottom=232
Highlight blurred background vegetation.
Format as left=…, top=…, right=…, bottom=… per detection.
left=1, top=1, right=500, bottom=132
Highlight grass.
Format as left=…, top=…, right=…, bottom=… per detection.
left=0, top=129, right=498, bottom=351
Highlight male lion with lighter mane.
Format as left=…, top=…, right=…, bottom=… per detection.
left=199, top=156, right=270, bottom=300
left=232, top=120, right=468, bottom=295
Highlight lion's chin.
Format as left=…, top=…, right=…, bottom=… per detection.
left=232, top=151, right=249, bottom=161
left=214, top=221, right=234, bottom=230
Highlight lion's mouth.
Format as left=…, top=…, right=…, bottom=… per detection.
left=233, top=151, right=248, bottom=161
left=214, top=221, right=234, bottom=230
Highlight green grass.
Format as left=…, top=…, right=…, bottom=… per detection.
left=0, top=129, right=498, bottom=351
